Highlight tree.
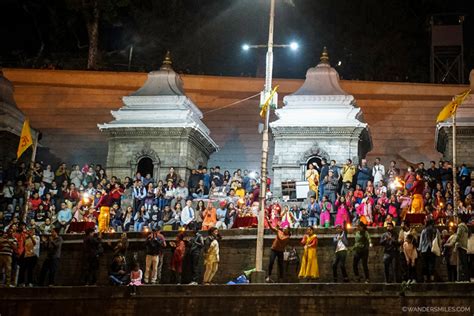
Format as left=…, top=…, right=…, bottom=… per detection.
left=67, top=0, right=129, bottom=69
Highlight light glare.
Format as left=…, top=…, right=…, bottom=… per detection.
left=290, top=42, right=299, bottom=50
left=242, top=44, right=250, bottom=51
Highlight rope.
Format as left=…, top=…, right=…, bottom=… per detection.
left=203, top=93, right=260, bottom=114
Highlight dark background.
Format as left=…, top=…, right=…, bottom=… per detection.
left=0, top=0, right=473, bottom=83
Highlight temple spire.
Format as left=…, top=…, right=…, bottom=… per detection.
left=160, top=51, right=173, bottom=70
left=319, top=46, right=329, bottom=65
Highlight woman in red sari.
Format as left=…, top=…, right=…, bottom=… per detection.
left=170, top=233, right=186, bottom=284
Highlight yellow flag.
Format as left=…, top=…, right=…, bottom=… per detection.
left=17, top=119, right=33, bottom=159
left=436, top=89, right=471, bottom=123
left=260, top=85, right=279, bottom=119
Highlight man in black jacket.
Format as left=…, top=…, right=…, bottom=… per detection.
left=380, top=222, right=400, bottom=283
left=189, top=229, right=204, bottom=285
left=82, top=228, right=102, bottom=285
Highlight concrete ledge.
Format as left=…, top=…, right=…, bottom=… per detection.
left=0, top=283, right=473, bottom=316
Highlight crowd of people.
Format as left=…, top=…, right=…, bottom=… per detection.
left=0, top=157, right=473, bottom=287
left=1, top=158, right=474, bottom=235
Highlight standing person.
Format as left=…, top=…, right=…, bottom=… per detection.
left=418, top=219, right=440, bottom=282
left=0, top=227, right=18, bottom=287
left=353, top=222, right=371, bottom=283
left=380, top=222, right=400, bottom=283
left=357, top=159, right=371, bottom=191
left=442, top=228, right=458, bottom=282
left=408, top=172, right=425, bottom=214
left=170, top=233, right=186, bottom=284
left=189, top=229, right=205, bottom=285
left=144, top=229, right=165, bottom=284
left=318, top=159, right=329, bottom=201
left=332, top=224, right=349, bottom=282
left=18, top=228, right=39, bottom=287
left=265, top=216, right=291, bottom=282
left=82, top=228, right=103, bottom=286
left=372, top=158, right=385, bottom=187
left=96, top=189, right=114, bottom=233
left=39, top=228, right=63, bottom=286
left=298, top=227, right=319, bottom=280
left=341, top=159, right=356, bottom=195
left=305, top=163, right=319, bottom=199
left=403, top=234, right=418, bottom=283
left=455, top=216, right=470, bottom=281
left=203, top=227, right=220, bottom=285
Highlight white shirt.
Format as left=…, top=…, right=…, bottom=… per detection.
left=372, top=164, right=386, bottom=185
left=181, top=206, right=195, bottom=225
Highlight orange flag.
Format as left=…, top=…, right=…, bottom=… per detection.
left=17, top=119, right=33, bottom=159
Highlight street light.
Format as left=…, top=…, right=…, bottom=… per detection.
left=289, top=41, right=299, bottom=51
left=241, top=42, right=300, bottom=51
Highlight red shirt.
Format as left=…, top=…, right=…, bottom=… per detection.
left=29, top=198, right=42, bottom=211
left=409, top=180, right=424, bottom=195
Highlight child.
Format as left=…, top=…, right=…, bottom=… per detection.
left=354, top=185, right=364, bottom=204
left=129, top=262, right=143, bottom=295
left=403, top=234, right=417, bottom=283
left=319, top=196, right=332, bottom=228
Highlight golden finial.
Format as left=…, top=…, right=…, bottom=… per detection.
left=320, top=46, right=329, bottom=65
left=160, top=51, right=172, bottom=70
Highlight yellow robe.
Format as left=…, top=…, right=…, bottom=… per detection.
left=410, top=194, right=424, bottom=214
left=305, top=169, right=319, bottom=200
left=98, top=206, right=110, bottom=233
left=298, top=234, right=319, bottom=279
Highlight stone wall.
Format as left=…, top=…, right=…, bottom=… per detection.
left=31, top=228, right=451, bottom=286
left=2, top=68, right=469, bottom=173
left=1, top=283, right=473, bottom=316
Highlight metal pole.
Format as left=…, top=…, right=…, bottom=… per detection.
left=452, top=113, right=460, bottom=282
left=255, top=0, right=275, bottom=276
left=452, top=113, right=457, bottom=215
left=128, top=45, right=134, bottom=71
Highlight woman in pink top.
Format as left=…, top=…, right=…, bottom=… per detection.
left=334, top=195, right=350, bottom=227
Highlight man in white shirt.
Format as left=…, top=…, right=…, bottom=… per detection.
left=372, top=157, right=385, bottom=186
left=181, top=199, right=195, bottom=229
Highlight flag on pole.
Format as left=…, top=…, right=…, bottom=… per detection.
left=260, top=85, right=279, bottom=119
left=436, top=89, right=471, bottom=123
left=17, top=119, right=33, bottom=159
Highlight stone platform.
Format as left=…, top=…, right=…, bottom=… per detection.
left=0, top=283, right=473, bottom=316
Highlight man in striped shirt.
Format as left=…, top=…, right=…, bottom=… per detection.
left=0, top=227, right=18, bottom=287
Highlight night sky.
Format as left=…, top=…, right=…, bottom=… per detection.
left=1, top=0, right=473, bottom=83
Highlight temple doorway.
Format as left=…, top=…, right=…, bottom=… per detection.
left=137, top=157, right=154, bottom=177
left=307, top=155, right=323, bottom=173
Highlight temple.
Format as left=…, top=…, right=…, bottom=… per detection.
left=98, top=52, right=218, bottom=180
left=271, top=48, right=372, bottom=197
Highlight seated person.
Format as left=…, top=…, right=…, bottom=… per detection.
left=109, top=255, right=128, bottom=285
